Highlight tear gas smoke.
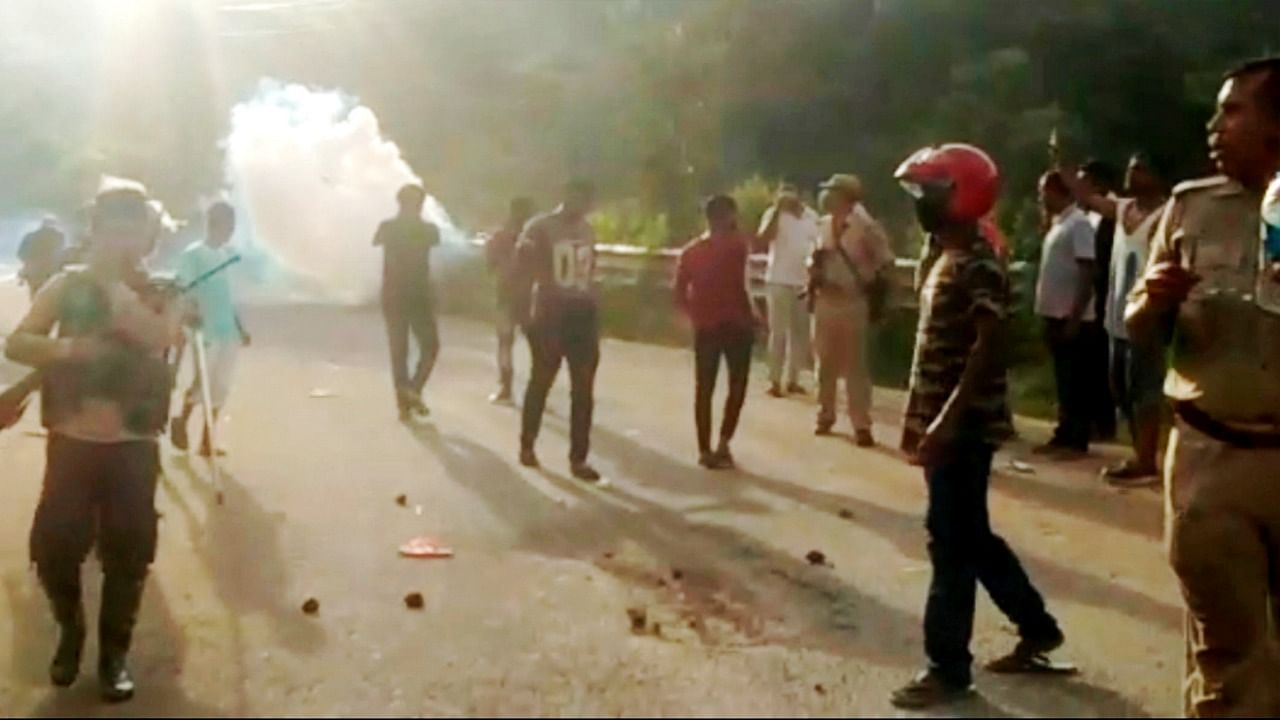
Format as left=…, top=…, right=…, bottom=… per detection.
left=224, top=79, right=465, bottom=305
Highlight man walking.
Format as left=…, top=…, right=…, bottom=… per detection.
left=510, top=180, right=602, bottom=481
left=757, top=183, right=819, bottom=397
left=892, top=144, right=1064, bottom=709
left=170, top=202, right=250, bottom=456
left=374, top=184, right=441, bottom=421
left=809, top=174, right=894, bottom=446
left=1127, top=57, right=1280, bottom=717
left=6, top=179, right=185, bottom=702
left=674, top=195, right=757, bottom=469
left=1034, top=171, right=1098, bottom=456
left=485, top=197, right=535, bottom=405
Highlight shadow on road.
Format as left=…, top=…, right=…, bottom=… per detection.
left=6, top=567, right=226, bottom=717
left=578, top=422, right=1158, bottom=718
left=159, top=456, right=326, bottom=714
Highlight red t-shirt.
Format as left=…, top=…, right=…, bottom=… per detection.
left=674, top=232, right=754, bottom=331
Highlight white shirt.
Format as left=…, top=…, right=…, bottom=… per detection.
left=1035, top=205, right=1097, bottom=320
left=1105, top=198, right=1162, bottom=339
left=760, top=205, right=820, bottom=286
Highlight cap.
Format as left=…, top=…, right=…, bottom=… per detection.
left=819, top=174, right=864, bottom=200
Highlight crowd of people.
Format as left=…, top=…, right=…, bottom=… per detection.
left=0, top=54, right=1277, bottom=716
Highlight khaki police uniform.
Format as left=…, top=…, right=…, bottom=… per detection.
left=1127, top=175, right=1280, bottom=717
left=812, top=207, right=893, bottom=433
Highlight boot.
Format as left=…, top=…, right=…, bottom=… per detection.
left=38, top=568, right=85, bottom=688
left=98, top=570, right=146, bottom=703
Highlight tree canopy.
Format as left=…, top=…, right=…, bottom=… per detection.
left=2, top=0, right=1278, bottom=252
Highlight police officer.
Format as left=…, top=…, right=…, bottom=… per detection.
left=5, top=179, right=184, bottom=703
left=1127, top=57, right=1280, bottom=716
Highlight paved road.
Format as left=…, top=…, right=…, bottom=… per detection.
left=0, top=298, right=1181, bottom=716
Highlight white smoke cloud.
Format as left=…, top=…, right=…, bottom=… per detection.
left=224, top=79, right=463, bottom=305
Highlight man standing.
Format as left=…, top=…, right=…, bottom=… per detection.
left=5, top=179, right=184, bottom=702
left=170, top=202, right=250, bottom=456
left=757, top=183, right=819, bottom=397
left=485, top=197, right=535, bottom=405
left=510, top=180, right=601, bottom=481
left=374, top=184, right=440, bottom=421
left=18, top=217, right=66, bottom=298
left=1127, top=57, right=1280, bottom=717
left=674, top=195, right=757, bottom=469
left=1079, top=160, right=1120, bottom=442
left=892, top=144, right=1064, bottom=709
left=1034, top=171, right=1098, bottom=456
left=809, top=174, right=894, bottom=446
left=1063, top=154, right=1169, bottom=485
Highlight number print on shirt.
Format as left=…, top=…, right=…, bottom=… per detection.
left=552, top=242, right=593, bottom=291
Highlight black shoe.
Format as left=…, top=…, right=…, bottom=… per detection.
left=169, top=417, right=188, bottom=451
left=50, top=616, right=85, bottom=688
left=98, top=654, right=135, bottom=703
left=855, top=429, right=875, bottom=448
left=571, top=462, right=601, bottom=482
left=890, top=670, right=974, bottom=709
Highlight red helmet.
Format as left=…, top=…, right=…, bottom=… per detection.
left=894, top=143, right=999, bottom=223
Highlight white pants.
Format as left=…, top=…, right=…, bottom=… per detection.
left=186, top=337, right=239, bottom=410
left=767, top=283, right=812, bottom=385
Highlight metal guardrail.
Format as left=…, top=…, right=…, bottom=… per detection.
left=469, top=236, right=1031, bottom=310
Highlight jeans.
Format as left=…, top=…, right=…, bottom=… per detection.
left=694, top=324, right=754, bottom=454
left=1044, top=318, right=1091, bottom=449
left=766, top=283, right=811, bottom=386
left=923, top=441, right=1058, bottom=685
left=1085, top=320, right=1117, bottom=439
left=32, top=435, right=159, bottom=658
left=521, top=302, right=599, bottom=463
left=382, top=291, right=439, bottom=405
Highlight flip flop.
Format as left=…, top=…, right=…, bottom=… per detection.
left=398, top=537, right=454, bottom=559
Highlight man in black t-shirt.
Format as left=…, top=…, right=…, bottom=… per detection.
left=374, top=184, right=440, bottom=421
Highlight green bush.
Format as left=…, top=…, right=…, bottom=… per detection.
left=589, top=200, right=671, bottom=249
left=730, top=174, right=776, bottom=237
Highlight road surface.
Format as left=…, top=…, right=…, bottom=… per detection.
left=0, top=298, right=1181, bottom=716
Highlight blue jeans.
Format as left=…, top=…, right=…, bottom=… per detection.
left=923, top=442, right=1058, bottom=685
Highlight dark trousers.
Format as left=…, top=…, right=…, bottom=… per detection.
left=382, top=293, right=439, bottom=405
left=521, top=303, right=599, bottom=463
left=1044, top=318, right=1091, bottom=449
left=923, top=442, right=1058, bottom=685
left=694, top=324, right=754, bottom=454
left=31, top=435, right=159, bottom=657
left=1084, top=321, right=1116, bottom=439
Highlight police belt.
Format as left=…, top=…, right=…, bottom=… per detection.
left=1174, top=402, right=1280, bottom=449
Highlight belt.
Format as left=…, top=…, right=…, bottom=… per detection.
left=1174, top=402, right=1280, bottom=449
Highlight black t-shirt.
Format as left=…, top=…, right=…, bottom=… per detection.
left=375, top=216, right=439, bottom=297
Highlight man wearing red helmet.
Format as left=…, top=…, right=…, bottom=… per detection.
left=892, top=144, right=1065, bottom=709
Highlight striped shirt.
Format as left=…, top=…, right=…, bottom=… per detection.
left=903, top=234, right=1013, bottom=449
